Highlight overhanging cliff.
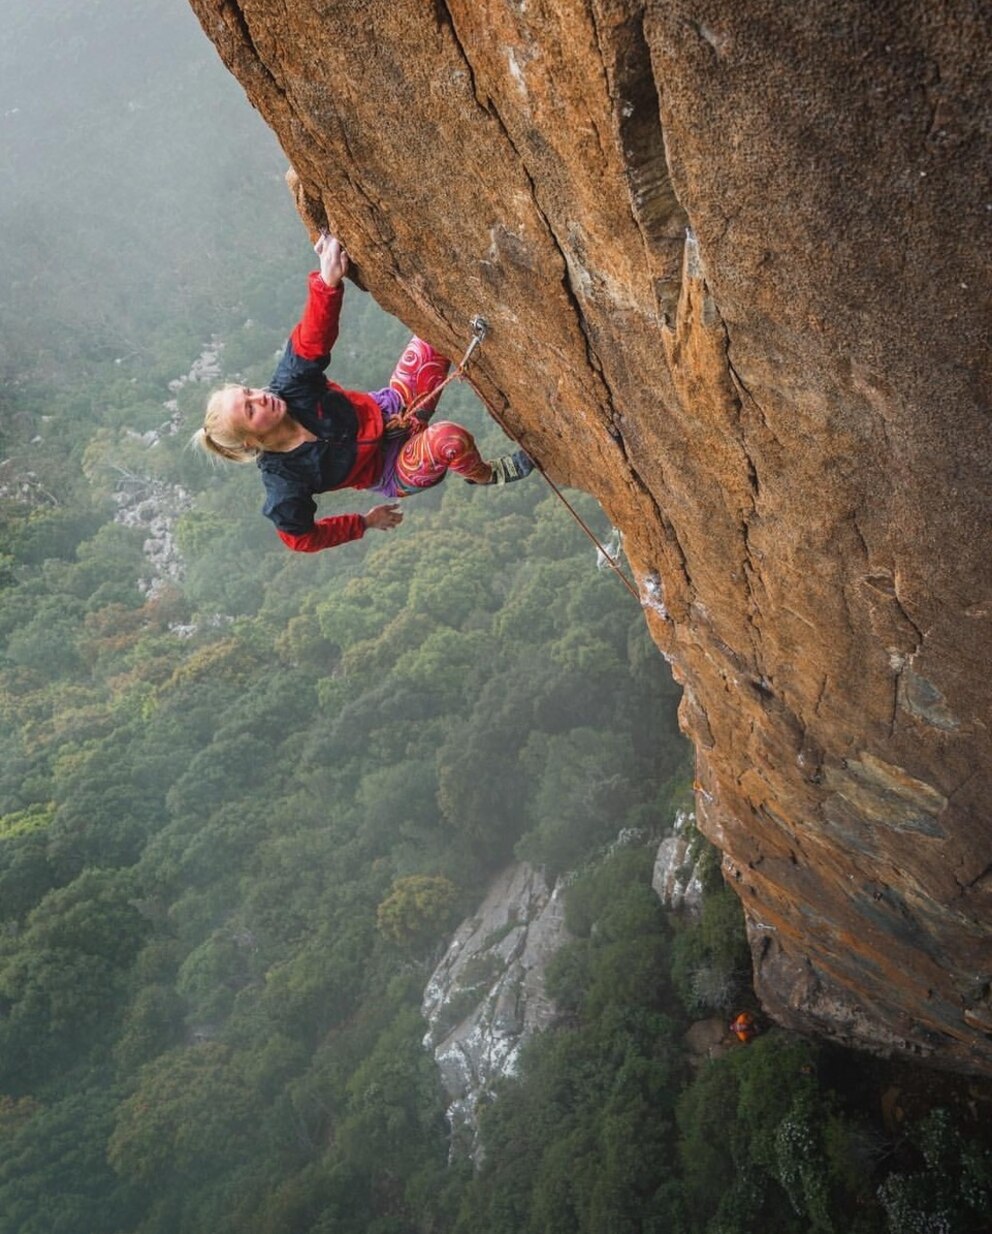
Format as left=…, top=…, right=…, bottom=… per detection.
left=188, top=0, right=992, bottom=1073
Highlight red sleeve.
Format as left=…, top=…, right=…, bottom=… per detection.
left=289, top=272, right=344, bottom=362
left=276, top=513, right=366, bottom=553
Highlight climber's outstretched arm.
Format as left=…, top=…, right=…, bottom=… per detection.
left=275, top=233, right=350, bottom=382
left=273, top=502, right=403, bottom=554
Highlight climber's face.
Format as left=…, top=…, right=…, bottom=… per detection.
left=220, top=385, right=288, bottom=446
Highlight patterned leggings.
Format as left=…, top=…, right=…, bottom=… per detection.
left=395, top=420, right=492, bottom=490
left=387, top=338, right=492, bottom=492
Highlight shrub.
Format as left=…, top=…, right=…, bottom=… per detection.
left=876, top=1107, right=992, bottom=1234
left=670, top=884, right=750, bottom=1016
left=375, top=875, right=459, bottom=947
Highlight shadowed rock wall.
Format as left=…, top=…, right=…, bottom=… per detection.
left=188, top=0, right=992, bottom=1073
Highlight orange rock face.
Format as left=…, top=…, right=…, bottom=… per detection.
left=188, top=0, right=992, bottom=1072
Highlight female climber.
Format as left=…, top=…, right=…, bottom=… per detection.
left=193, top=233, right=533, bottom=553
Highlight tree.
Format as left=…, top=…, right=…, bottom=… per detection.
left=0, top=1090, right=142, bottom=1234
left=0, top=806, right=56, bottom=921
left=113, top=983, right=186, bottom=1073
left=376, top=875, right=460, bottom=946
left=0, top=868, right=149, bottom=1090
left=107, top=1043, right=261, bottom=1186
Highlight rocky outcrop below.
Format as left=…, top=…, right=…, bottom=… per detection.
left=422, top=864, right=569, bottom=1157
left=189, top=1, right=992, bottom=1073
left=112, top=342, right=221, bottom=596
left=112, top=467, right=191, bottom=598
left=652, top=808, right=705, bottom=919
left=165, top=338, right=222, bottom=396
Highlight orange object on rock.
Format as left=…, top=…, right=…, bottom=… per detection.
left=730, top=1011, right=759, bottom=1043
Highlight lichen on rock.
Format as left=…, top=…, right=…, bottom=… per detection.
left=422, top=863, right=570, bottom=1157
left=652, top=807, right=706, bottom=918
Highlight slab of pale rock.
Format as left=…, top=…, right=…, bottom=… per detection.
left=652, top=808, right=705, bottom=918
left=422, top=863, right=569, bottom=1156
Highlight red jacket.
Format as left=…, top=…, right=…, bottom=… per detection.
left=259, top=274, right=385, bottom=552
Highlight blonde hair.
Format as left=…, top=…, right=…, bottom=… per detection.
left=191, top=385, right=260, bottom=465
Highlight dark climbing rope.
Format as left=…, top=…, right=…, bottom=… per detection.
left=391, top=315, right=489, bottom=430
left=433, top=314, right=643, bottom=603
left=531, top=465, right=641, bottom=602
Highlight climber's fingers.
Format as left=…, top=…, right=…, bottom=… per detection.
left=315, top=233, right=349, bottom=288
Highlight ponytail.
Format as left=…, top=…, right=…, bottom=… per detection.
left=191, top=426, right=258, bottom=465
left=191, top=385, right=261, bottom=465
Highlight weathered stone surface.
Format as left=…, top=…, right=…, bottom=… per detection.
left=113, top=346, right=209, bottom=595
left=422, top=863, right=570, bottom=1156
left=188, top=0, right=992, bottom=1073
left=652, top=808, right=705, bottom=918
left=683, top=1016, right=735, bottom=1068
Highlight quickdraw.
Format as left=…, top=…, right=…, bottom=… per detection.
left=391, top=315, right=489, bottom=431
left=403, top=314, right=644, bottom=604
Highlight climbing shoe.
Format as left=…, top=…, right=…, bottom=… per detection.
left=489, top=449, right=535, bottom=485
